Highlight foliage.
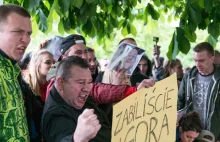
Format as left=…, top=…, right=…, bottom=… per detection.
left=3, top=0, right=220, bottom=59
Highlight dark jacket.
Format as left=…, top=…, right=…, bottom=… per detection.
left=20, top=78, right=44, bottom=142
left=178, top=66, right=220, bottom=140
left=42, top=86, right=111, bottom=142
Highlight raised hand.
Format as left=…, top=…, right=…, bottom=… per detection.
left=74, top=109, right=101, bottom=142
left=112, top=61, right=127, bottom=85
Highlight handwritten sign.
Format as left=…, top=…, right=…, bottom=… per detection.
left=112, top=73, right=178, bottom=142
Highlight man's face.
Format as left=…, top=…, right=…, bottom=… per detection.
left=88, top=52, right=98, bottom=75
left=194, top=50, right=214, bottom=75
left=62, top=66, right=93, bottom=109
left=0, top=13, right=32, bottom=61
left=138, top=59, right=148, bottom=75
left=180, top=130, right=199, bottom=142
left=123, top=49, right=138, bottom=69
left=66, top=43, right=88, bottom=60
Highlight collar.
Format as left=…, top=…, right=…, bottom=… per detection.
left=0, top=49, right=17, bottom=65
left=51, top=86, right=70, bottom=107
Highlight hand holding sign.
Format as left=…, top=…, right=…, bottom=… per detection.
left=74, top=109, right=101, bottom=142
left=137, top=78, right=155, bottom=90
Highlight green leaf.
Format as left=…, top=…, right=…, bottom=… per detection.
left=23, top=0, right=40, bottom=11
left=130, top=0, right=137, bottom=7
left=205, top=35, right=218, bottom=48
left=106, top=0, right=113, bottom=4
left=143, top=7, right=148, bottom=23
left=122, top=25, right=128, bottom=36
left=165, top=0, right=175, bottom=7
left=189, top=4, right=202, bottom=26
left=198, top=20, right=207, bottom=30
left=176, top=27, right=191, bottom=54
left=153, top=0, right=161, bottom=7
left=118, top=19, right=125, bottom=29
left=63, top=18, right=71, bottom=32
left=130, top=24, right=137, bottom=36
left=36, top=9, right=48, bottom=32
left=197, top=0, right=204, bottom=8
left=146, top=3, right=160, bottom=20
left=58, top=0, right=70, bottom=14
left=86, top=0, right=96, bottom=4
left=82, top=19, right=93, bottom=35
left=208, top=22, right=220, bottom=39
left=58, top=19, right=65, bottom=35
left=87, top=4, right=97, bottom=17
left=185, top=25, right=197, bottom=42
left=72, top=0, right=83, bottom=9
left=167, top=28, right=191, bottom=59
left=204, top=0, right=213, bottom=12
left=167, top=32, right=179, bottom=60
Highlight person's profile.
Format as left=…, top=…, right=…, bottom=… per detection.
left=107, top=43, right=145, bottom=75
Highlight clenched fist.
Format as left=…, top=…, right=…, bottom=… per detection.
left=73, top=109, right=101, bottom=142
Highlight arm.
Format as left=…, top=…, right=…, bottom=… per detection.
left=152, top=45, right=165, bottom=81
left=154, top=65, right=166, bottom=81
left=91, top=79, right=155, bottom=104
left=90, top=83, right=137, bottom=104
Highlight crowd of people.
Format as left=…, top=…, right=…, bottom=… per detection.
left=0, top=3, right=220, bottom=142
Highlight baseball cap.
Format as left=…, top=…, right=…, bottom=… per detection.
left=45, top=34, right=86, bottom=61
left=44, top=35, right=63, bottom=61
left=196, top=130, right=215, bottom=142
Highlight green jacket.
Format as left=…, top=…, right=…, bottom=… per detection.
left=178, top=66, right=220, bottom=140
left=0, top=55, right=29, bottom=141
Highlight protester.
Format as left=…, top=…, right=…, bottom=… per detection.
left=138, top=54, right=152, bottom=78
left=24, top=49, right=54, bottom=101
left=42, top=56, right=104, bottom=142
left=177, top=112, right=203, bottom=142
left=178, top=42, right=220, bottom=141
left=87, top=47, right=99, bottom=81
left=0, top=4, right=34, bottom=141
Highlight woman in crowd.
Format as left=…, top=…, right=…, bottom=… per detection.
left=24, top=49, right=54, bottom=102
left=177, top=112, right=203, bottom=142
left=138, top=54, right=152, bottom=78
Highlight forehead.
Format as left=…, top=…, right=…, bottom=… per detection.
left=139, top=59, right=148, bottom=64
left=69, top=65, right=91, bottom=77
left=184, top=131, right=199, bottom=138
left=194, top=50, right=212, bottom=59
left=88, top=52, right=95, bottom=58
left=41, top=53, right=53, bottom=59
left=3, top=12, right=31, bottom=30
left=69, top=43, right=87, bottom=51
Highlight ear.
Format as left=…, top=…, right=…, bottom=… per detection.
left=210, top=55, right=215, bottom=63
left=56, top=77, right=64, bottom=92
left=61, top=55, right=67, bottom=60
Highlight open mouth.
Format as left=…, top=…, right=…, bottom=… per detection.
left=78, top=95, right=87, bottom=102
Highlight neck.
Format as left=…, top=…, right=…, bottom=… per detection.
left=39, top=75, right=47, bottom=84
left=200, top=65, right=214, bottom=75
